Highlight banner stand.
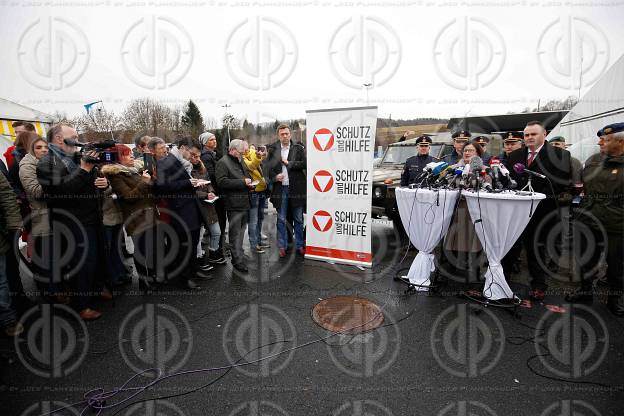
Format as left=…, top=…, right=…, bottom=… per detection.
left=305, top=106, right=377, bottom=269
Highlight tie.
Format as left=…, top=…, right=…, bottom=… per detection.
left=527, top=151, right=536, bottom=167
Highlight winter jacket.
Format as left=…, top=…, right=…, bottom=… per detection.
left=0, top=173, right=22, bottom=254
left=215, top=153, right=251, bottom=211
left=190, top=161, right=219, bottom=225
left=19, top=153, right=49, bottom=236
left=154, top=154, right=202, bottom=231
left=579, top=154, right=624, bottom=234
left=243, top=148, right=267, bottom=193
left=36, top=145, right=102, bottom=226
left=101, top=161, right=157, bottom=236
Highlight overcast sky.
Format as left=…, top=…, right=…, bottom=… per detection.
left=1, top=0, right=623, bottom=126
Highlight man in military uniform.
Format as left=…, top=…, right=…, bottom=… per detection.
left=585, top=128, right=606, bottom=165
left=443, top=131, right=471, bottom=165
left=549, top=136, right=583, bottom=186
left=400, top=135, right=437, bottom=186
left=472, top=135, right=492, bottom=164
left=567, top=123, right=624, bottom=316
left=498, top=132, right=524, bottom=164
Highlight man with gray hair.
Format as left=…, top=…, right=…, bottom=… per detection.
left=216, top=139, right=253, bottom=273
left=569, top=122, right=624, bottom=316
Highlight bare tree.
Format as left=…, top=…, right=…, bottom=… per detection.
left=120, top=98, right=178, bottom=140
left=74, top=108, right=120, bottom=138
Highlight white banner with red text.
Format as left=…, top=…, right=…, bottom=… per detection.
left=305, top=106, right=377, bottom=268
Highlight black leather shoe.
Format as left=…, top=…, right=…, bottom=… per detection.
left=565, top=288, right=593, bottom=304
left=233, top=263, right=248, bottom=273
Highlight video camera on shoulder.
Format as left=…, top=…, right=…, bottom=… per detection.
left=64, top=138, right=118, bottom=164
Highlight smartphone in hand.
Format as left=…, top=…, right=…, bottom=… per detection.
left=143, top=153, right=155, bottom=175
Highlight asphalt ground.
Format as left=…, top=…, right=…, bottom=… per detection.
left=1, top=214, right=623, bottom=416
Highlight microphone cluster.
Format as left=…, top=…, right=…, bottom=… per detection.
left=409, top=157, right=520, bottom=192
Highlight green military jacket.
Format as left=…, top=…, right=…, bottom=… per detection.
left=579, top=154, right=624, bottom=234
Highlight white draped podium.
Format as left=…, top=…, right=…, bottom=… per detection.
left=395, top=188, right=460, bottom=290
left=462, top=191, right=546, bottom=300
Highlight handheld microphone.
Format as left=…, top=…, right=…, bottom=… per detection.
left=431, top=162, right=449, bottom=176
left=459, top=163, right=471, bottom=189
left=513, top=163, right=546, bottom=179
left=498, top=164, right=517, bottom=189
left=416, top=161, right=442, bottom=182
left=489, top=158, right=504, bottom=190
left=468, top=156, right=483, bottom=190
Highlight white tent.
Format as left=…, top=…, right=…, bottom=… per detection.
left=547, top=54, right=624, bottom=163
left=0, top=98, right=53, bottom=165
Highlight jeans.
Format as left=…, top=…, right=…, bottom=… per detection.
left=104, top=225, right=126, bottom=286
left=248, top=192, right=266, bottom=248
left=277, top=186, right=304, bottom=250
left=201, top=222, right=222, bottom=252
left=0, top=255, right=17, bottom=327
left=227, top=210, right=248, bottom=266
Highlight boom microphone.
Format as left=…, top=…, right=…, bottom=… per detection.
left=513, top=163, right=546, bottom=179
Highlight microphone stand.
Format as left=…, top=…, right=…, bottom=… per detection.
left=520, top=175, right=535, bottom=193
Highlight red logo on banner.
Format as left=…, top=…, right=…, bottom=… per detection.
left=312, top=170, right=334, bottom=192
left=312, top=210, right=333, bottom=232
left=313, top=128, right=334, bottom=151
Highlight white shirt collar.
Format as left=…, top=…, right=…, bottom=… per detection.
left=529, top=143, right=544, bottom=155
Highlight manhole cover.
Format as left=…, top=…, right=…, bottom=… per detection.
left=312, top=296, right=384, bottom=334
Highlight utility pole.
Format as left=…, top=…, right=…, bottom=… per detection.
left=222, top=104, right=232, bottom=145
left=363, top=83, right=372, bottom=106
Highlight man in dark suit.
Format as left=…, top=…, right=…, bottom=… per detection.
left=265, top=124, right=306, bottom=258
left=150, top=137, right=208, bottom=289
left=502, top=121, right=572, bottom=301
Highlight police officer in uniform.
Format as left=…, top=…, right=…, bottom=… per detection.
left=472, top=135, right=492, bottom=164
left=400, top=135, right=437, bottom=186
left=498, top=132, right=524, bottom=164
left=443, top=131, right=471, bottom=165
left=567, top=122, right=624, bottom=316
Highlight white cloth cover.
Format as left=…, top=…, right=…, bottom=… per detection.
left=463, top=191, right=546, bottom=300
left=396, top=188, right=460, bottom=290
